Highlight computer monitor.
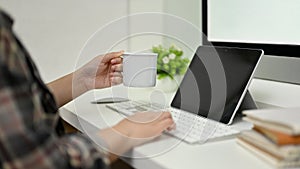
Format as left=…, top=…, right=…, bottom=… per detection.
left=202, top=0, right=300, bottom=84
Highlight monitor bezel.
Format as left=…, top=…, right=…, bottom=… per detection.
left=202, top=0, right=300, bottom=58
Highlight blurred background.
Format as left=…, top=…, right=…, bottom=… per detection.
left=0, top=0, right=201, bottom=82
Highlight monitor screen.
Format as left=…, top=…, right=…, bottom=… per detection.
left=208, top=0, right=300, bottom=45
left=203, top=0, right=300, bottom=57
left=171, top=46, right=263, bottom=124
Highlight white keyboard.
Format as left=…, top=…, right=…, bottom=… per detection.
left=106, top=101, right=239, bottom=144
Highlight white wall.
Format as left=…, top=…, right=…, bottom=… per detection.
left=128, top=0, right=164, bottom=52
left=0, top=0, right=202, bottom=82
left=163, top=0, right=202, bottom=60
left=164, top=0, right=201, bottom=29
left=0, top=0, right=128, bottom=82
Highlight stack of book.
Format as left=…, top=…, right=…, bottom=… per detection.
left=237, top=107, right=300, bottom=168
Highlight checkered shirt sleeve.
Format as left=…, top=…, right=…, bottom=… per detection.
left=0, top=10, right=109, bottom=169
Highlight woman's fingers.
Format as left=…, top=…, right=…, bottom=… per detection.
left=140, top=111, right=172, bottom=124
left=111, top=57, right=122, bottom=64
left=158, top=118, right=175, bottom=132
left=111, top=64, right=123, bottom=72
left=109, top=69, right=123, bottom=85
left=110, top=76, right=123, bottom=85
left=102, top=51, right=124, bottom=63
left=166, top=123, right=176, bottom=131
left=158, top=111, right=172, bottom=120
left=154, top=112, right=175, bottom=131
left=109, top=72, right=122, bottom=78
left=159, top=112, right=175, bottom=131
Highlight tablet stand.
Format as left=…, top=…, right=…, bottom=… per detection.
left=237, top=90, right=257, bottom=114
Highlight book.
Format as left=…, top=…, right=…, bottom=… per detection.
left=243, top=107, right=300, bottom=135
left=254, top=126, right=300, bottom=145
left=237, top=138, right=300, bottom=168
left=238, top=131, right=300, bottom=160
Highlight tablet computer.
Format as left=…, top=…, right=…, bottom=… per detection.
left=171, top=46, right=263, bottom=124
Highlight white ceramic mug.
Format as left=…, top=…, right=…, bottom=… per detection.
left=122, top=52, right=157, bottom=87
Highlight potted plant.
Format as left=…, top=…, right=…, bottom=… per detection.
left=152, top=44, right=190, bottom=92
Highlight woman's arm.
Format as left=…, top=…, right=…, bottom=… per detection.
left=47, top=52, right=123, bottom=107
left=47, top=73, right=76, bottom=107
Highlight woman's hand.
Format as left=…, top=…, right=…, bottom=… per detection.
left=48, top=51, right=123, bottom=107
left=113, top=111, right=175, bottom=139
left=97, top=111, right=175, bottom=160
left=74, top=51, right=124, bottom=93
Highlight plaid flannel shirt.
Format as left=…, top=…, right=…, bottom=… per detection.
left=0, top=10, right=109, bottom=169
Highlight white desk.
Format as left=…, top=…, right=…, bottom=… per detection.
left=60, top=78, right=300, bottom=169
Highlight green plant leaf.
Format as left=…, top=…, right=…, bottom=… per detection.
left=153, top=44, right=190, bottom=79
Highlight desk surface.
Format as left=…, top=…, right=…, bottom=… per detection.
left=60, top=79, right=300, bottom=169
